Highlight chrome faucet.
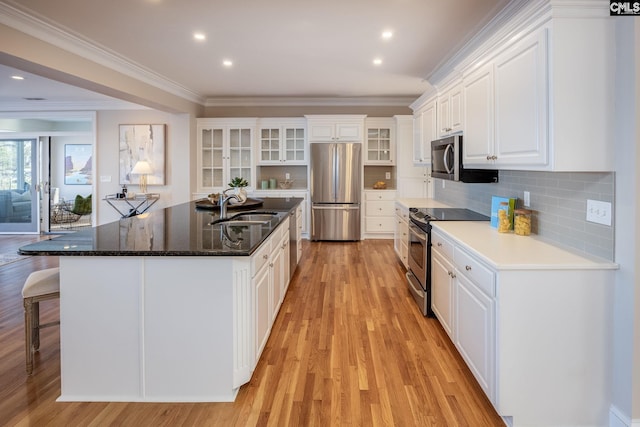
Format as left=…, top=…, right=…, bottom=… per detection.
left=219, top=188, right=240, bottom=219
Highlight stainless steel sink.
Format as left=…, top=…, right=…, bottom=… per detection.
left=209, top=211, right=281, bottom=226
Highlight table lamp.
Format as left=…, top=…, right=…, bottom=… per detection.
left=131, top=160, right=153, bottom=193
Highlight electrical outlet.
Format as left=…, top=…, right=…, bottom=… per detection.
left=385, top=172, right=391, bottom=179
left=524, top=191, right=530, bottom=207
left=285, top=172, right=290, bottom=180
left=586, top=199, right=612, bottom=226
left=442, top=180, right=446, bottom=189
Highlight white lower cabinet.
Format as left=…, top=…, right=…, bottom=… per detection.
left=454, top=267, right=494, bottom=399
left=431, top=249, right=455, bottom=339
left=364, top=190, right=396, bottom=238
left=252, top=217, right=290, bottom=363
left=393, top=203, right=409, bottom=268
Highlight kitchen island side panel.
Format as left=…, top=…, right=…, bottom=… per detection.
left=58, top=256, right=247, bottom=402
left=59, top=257, right=143, bottom=401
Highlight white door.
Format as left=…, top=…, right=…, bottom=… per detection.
left=0, top=138, right=39, bottom=233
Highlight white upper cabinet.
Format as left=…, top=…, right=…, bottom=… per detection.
left=463, top=27, right=548, bottom=169
left=197, top=118, right=256, bottom=192
left=306, top=115, right=366, bottom=142
left=437, top=1, right=614, bottom=172
left=437, top=82, right=463, bottom=137
left=364, top=118, right=395, bottom=165
left=411, top=96, right=437, bottom=165
left=463, top=62, right=495, bottom=165
left=257, top=118, right=306, bottom=165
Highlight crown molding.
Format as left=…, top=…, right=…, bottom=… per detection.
left=0, top=2, right=205, bottom=106
left=204, top=96, right=417, bottom=108
left=427, top=0, right=532, bottom=85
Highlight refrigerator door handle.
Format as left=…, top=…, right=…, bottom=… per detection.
left=312, top=205, right=360, bottom=210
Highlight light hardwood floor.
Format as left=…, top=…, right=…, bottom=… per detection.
left=0, top=236, right=504, bottom=426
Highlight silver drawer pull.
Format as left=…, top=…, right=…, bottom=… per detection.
left=437, top=242, right=442, bottom=247
left=465, top=265, right=472, bottom=271
left=263, top=254, right=269, bottom=260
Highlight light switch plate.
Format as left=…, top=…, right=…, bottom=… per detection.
left=285, top=173, right=290, bottom=180
left=524, top=191, right=530, bottom=207
left=586, top=199, right=612, bottom=226
left=385, top=172, right=391, bottom=179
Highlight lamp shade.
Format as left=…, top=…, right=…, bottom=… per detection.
left=131, top=160, right=153, bottom=175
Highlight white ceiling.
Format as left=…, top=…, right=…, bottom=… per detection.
left=0, top=0, right=512, bottom=109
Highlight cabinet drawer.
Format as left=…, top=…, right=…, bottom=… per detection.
left=394, top=205, right=409, bottom=221
left=453, top=248, right=495, bottom=297
left=366, top=201, right=395, bottom=216
left=365, top=217, right=395, bottom=233
left=252, top=239, right=272, bottom=276
left=365, top=191, right=396, bottom=201
left=431, top=230, right=454, bottom=260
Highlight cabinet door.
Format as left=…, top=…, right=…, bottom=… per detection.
left=432, top=250, right=455, bottom=338
left=228, top=127, right=253, bottom=186
left=271, top=242, right=283, bottom=322
left=365, top=126, right=393, bottom=164
left=463, top=63, right=495, bottom=166
left=449, top=85, right=463, bottom=134
left=308, top=123, right=334, bottom=141
left=494, top=28, right=548, bottom=167
left=455, top=272, right=494, bottom=399
left=335, top=123, right=361, bottom=141
left=283, top=126, right=306, bottom=163
left=254, top=264, right=271, bottom=360
left=199, top=128, right=225, bottom=189
left=259, top=127, right=281, bottom=164
left=437, top=94, right=451, bottom=137
left=414, top=101, right=436, bottom=164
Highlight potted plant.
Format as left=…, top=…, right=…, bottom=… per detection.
left=228, top=176, right=248, bottom=203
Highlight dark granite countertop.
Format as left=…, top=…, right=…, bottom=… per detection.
left=19, top=197, right=303, bottom=257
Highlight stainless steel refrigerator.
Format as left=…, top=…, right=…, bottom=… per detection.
left=310, top=142, right=361, bottom=241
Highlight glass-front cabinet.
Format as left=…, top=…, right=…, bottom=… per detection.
left=198, top=118, right=256, bottom=192
left=364, top=118, right=395, bottom=165
left=257, top=118, right=306, bottom=165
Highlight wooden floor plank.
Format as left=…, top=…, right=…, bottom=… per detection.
left=0, top=235, right=504, bottom=426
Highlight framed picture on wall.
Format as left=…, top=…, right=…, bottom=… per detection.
left=64, top=144, right=92, bottom=185
left=119, top=124, right=166, bottom=187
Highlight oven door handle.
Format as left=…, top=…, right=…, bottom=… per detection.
left=406, top=271, right=424, bottom=294
left=409, top=224, right=427, bottom=242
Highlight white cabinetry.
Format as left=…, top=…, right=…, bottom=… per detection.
left=252, top=217, right=290, bottom=362
left=463, top=28, right=548, bottom=168
left=252, top=190, right=309, bottom=239
left=410, top=96, right=437, bottom=165
left=197, top=118, right=256, bottom=192
left=393, top=202, right=409, bottom=268
left=437, top=82, right=463, bottom=137
left=363, top=190, right=396, bottom=238
left=395, top=115, right=432, bottom=198
left=452, top=246, right=495, bottom=400
left=305, top=115, right=366, bottom=142
left=257, top=118, right=306, bottom=165
left=364, top=118, right=394, bottom=165
left=430, top=230, right=455, bottom=338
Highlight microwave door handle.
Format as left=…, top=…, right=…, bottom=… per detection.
left=443, top=144, right=454, bottom=174
left=409, top=225, right=427, bottom=242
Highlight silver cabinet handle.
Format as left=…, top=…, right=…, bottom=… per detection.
left=263, top=254, right=269, bottom=260
left=437, top=242, right=442, bottom=247
left=465, top=265, right=472, bottom=271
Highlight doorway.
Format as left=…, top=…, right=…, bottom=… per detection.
left=0, top=138, right=38, bottom=233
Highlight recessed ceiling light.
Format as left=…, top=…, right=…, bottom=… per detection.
left=193, top=32, right=206, bottom=41
left=223, top=60, right=233, bottom=67
left=373, top=58, right=383, bottom=66
left=382, top=30, right=393, bottom=40
left=11, top=75, right=24, bottom=80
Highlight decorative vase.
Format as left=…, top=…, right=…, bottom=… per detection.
left=233, top=187, right=247, bottom=204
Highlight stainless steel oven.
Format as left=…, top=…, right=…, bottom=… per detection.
left=407, top=221, right=430, bottom=316
left=406, top=207, right=491, bottom=317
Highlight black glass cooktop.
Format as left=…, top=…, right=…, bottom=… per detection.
left=410, top=207, right=490, bottom=225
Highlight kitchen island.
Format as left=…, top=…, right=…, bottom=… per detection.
left=19, top=197, right=302, bottom=403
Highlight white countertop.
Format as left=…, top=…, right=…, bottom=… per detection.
left=432, top=221, right=618, bottom=271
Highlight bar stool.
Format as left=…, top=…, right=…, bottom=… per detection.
left=22, top=267, right=60, bottom=375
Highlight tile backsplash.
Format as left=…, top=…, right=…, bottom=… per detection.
left=433, top=170, right=615, bottom=260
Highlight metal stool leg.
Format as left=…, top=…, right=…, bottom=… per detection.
left=23, top=297, right=34, bottom=375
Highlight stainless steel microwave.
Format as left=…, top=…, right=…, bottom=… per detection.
left=431, top=135, right=498, bottom=183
